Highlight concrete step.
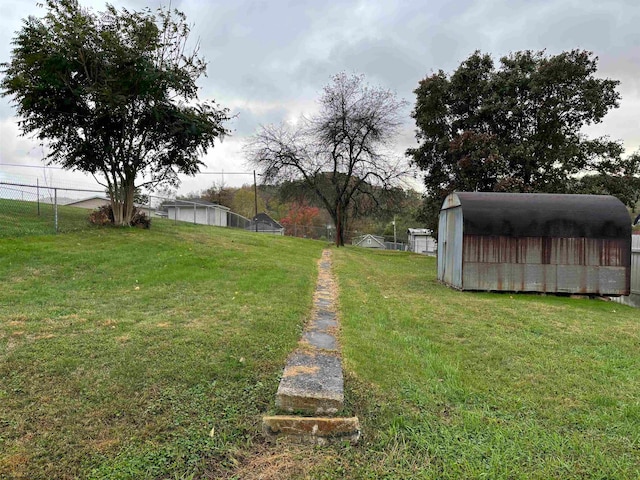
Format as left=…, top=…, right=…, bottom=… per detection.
left=263, top=415, right=360, bottom=445
left=275, top=351, right=343, bottom=415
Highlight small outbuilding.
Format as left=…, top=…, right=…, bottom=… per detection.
left=65, top=196, right=111, bottom=209
left=438, top=192, right=631, bottom=295
left=245, top=213, right=285, bottom=235
left=407, top=228, right=437, bottom=255
left=353, top=234, right=386, bottom=249
left=164, top=199, right=229, bottom=227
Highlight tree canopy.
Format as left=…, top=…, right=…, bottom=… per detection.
left=246, top=73, right=409, bottom=246
left=407, top=49, right=638, bottom=231
left=2, top=0, right=229, bottom=225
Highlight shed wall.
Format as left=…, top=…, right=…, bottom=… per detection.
left=167, top=206, right=227, bottom=227
left=67, top=198, right=110, bottom=209
left=461, top=235, right=630, bottom=295
left=438, top=193, right=631, bottom=295
left=410, top=234, right=437, bottom=254
left=359, top=237, right=384, bottom=248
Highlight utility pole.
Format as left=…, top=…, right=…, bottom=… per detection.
left=393, top=215, right=397, bottom=245
left=253, top=170, right=258, bottom=232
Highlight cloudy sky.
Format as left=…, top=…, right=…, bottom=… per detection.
left=1, top=0, right=640, bottom=196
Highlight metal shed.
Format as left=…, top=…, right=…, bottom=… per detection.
left=407, top=228, right=437, bottom=255
left=438, top=192, right=631, bottom=295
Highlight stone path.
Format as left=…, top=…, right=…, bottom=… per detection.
left=262, top=249, right=360, bottom=444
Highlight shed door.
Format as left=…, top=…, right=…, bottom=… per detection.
left=438, top=206, right=463, bottom=287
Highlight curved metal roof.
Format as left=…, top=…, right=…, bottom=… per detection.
left=442, top=192, right=631, bottom=239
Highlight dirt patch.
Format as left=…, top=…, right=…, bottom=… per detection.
left=33, top=333, right=56, bottom=340
left=283, top=365, right=319, bottom=377
left=8, top=315, right=28, bottom=325
left=0, top=452, right=30, bottom=479
left=90, top=437, right=120, bottom=453
left=213, top=444, right=322, bottom=480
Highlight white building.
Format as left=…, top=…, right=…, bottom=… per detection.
left=407, top=228, right=437, bottom=255
left=164, top=199, right=229, bottom=227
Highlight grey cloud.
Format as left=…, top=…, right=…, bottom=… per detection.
left=3, top=0, right=640, bottom=191
left=228, top=105, right=289, bottom=136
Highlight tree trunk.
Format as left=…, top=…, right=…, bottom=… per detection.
left=334, top=202, right=347, bottom=247
left=109, top=180, right=137, bottom=226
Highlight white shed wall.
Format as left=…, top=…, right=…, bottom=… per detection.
left=167, top=206, right=227, bottom=227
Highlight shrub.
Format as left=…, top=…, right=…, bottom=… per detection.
left=89, top=204, right=150, bottom=229
left=88, top=205, right=113, bottom=226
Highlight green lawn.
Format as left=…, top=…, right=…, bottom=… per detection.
left=0, top=198, right=95, bottom=237
left=0, top=222, right=325, bottom=479
left=1, top=223, right=639, bottom=479
left=329, top=248, right=640, bottom=479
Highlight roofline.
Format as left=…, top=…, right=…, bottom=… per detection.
left=354, top=234, right=386, bottom=247
left=164, top=203, right=230, bottom=211
left=64, top=196, right=109, bottom=205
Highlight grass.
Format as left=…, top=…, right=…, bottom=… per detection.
left=0, top=198, right=95, bottom=237
left=325, top=248, right=640, bottom=479
left=1, top=219, right=639, bottom=478
left=0, top=220, right=325, bottom=479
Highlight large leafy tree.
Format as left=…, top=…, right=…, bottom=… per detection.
left=573, top=152, right=640, bottom=210
left=246, top=73, right=408, bottom=246
left=2, top=0, right=229, bottom=225
left=407, top=50, right=629, bottom=231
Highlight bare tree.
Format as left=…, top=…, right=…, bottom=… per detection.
left=246, top=73, right=409, bottom=246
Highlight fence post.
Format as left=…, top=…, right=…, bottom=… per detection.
left=54, top=187, right=58, bottom=233
left=193, top=203, right=197, bottom=224
left=37, top=178, right=40, bottom=216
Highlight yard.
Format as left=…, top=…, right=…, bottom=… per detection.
left=1, top=221, right=639, bottom=478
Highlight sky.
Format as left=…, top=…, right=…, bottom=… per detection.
left=1, top=0, right=640, bottom=198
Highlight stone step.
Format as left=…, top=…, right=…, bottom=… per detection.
left=275, top=351, right=343, bottom=415
left=262, top=415, right=360, bottom=445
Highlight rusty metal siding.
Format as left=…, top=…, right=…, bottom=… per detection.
left=460, top=235, right=630, bottom=295
left=613, top=236, right=640, bottom=307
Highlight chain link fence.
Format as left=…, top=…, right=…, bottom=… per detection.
left=1, top=181, right=411, bottom=249
left=0, top=182, right=341, bottom=242
left=0, top=182, right=106, bottom=236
